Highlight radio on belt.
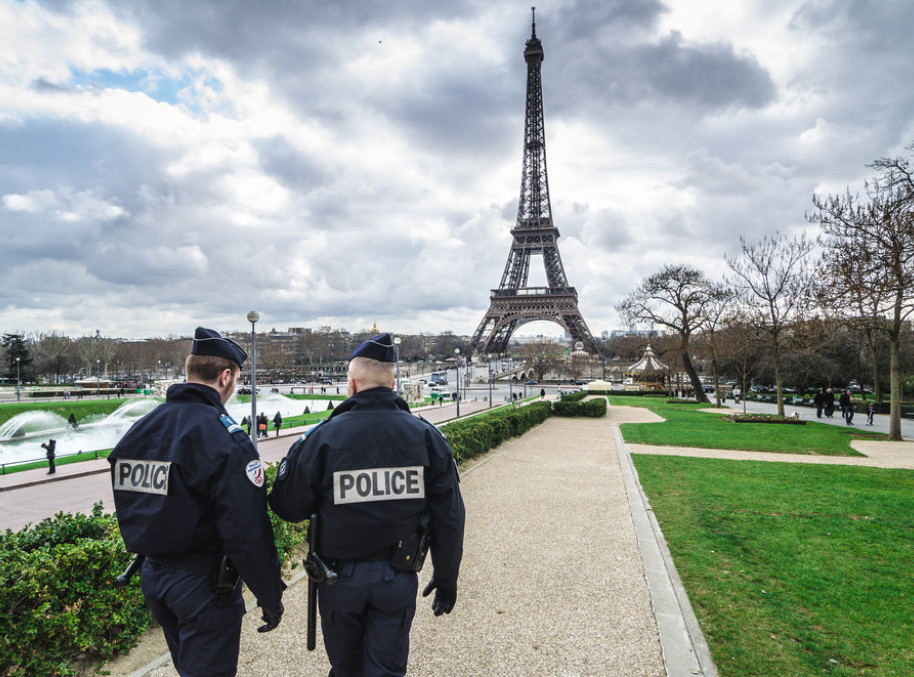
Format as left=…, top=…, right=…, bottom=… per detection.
left=332, top=465, right=424, bottom=505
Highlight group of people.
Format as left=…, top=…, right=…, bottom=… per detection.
left=813, top=388, right=837, bottom=419
left=814, top=388, right=876, bottom=425
left=108, top=328, right=465, bottom=677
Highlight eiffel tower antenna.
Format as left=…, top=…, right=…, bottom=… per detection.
left=470, top=13, right=595, bottom=355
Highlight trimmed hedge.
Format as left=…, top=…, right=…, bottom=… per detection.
left=552, top=396, right=608, bottom=418
left=0, top=503, right=151, bottom=676
left=443, top=402, right=551, bottom=463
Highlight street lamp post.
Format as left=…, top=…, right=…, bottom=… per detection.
left=247, top=311, right=260, bottom=451
left=488, top=355, right=493, bottom=408
left=455, top=348, right=460, bottom=417
left=394, top=337, right=402, bottom=395
left=15, top=356, right=21, bottom=402
left=96, top=359, right=101, bottom=396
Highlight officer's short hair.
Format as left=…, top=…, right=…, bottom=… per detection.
left=185, top=354, right=239, bottom=383
left=349, top=356, right=395, bottom=388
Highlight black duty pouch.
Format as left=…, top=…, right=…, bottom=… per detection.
left=390, top=513, right=431, bottom=572
left=214, top=555, right=241, bottom=606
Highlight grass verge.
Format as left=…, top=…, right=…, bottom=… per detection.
left=633, top=454, right=914, bottom=676
left=611, top=396, right=882, bottom=455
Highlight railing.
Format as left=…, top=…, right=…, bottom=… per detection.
left=492, top=287, right=576, bottom=297
left=1, top=449, right=108, bottom=475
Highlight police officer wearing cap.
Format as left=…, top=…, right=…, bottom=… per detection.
left=109, top=327, right=285, bottom=677
left=269, top=333, right=465, bottom=677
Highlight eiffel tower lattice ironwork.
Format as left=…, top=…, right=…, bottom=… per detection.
left=471, top=9, right=595, bottom=355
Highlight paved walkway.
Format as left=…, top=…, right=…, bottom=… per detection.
left=102, top=405, right=714, bottom=677
left=9, top=398, right=914, bottom=675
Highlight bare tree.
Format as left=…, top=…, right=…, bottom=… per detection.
left=810, top=144, right=914, bottom=440
left=34, top=331, right=72, bottom=383
left=521, top=339, right=562, bottom=382
left=617, top=264, right=728, bottom=404
left=717, top=314, right=765, bottom=413
left=726, top=233, right=816, bottom=416
left=695, top=285, right=737, bottom=406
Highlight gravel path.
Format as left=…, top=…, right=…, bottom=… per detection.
left=628, top=440, right=914, bottom=470
left=106, top=413, right=667, bottom=677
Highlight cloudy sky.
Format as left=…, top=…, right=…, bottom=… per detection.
left=2, top=0, right=912, bottom=340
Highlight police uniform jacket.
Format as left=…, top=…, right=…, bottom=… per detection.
left=109, top=382, right=283, bottom=609
left=269, top=387, right=465, bottom=584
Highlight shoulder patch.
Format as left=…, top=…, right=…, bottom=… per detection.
left=246, top=460, right=265, bottom=487
left=277, top=457, right=289, bottom=480
left=302, top=416, right=331, bottom=440
left=219, top=413, right=243, bottom=434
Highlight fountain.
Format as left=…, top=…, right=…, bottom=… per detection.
left=0, top=393, right=319, bottom=465
left=0, top=400, right=161, bottom=465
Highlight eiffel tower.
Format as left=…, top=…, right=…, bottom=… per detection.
left=471, top=8, right=595, bottom=355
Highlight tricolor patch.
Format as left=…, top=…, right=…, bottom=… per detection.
left=246, top=460, right=265, bottom=487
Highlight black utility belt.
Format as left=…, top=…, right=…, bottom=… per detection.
left=325, top=525, right=431, bottom=574
left=147, top=552, right=222, bottom=572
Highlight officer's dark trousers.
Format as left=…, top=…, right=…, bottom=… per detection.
left=318, top=561, right=417, bottom=677
left=141, top=560, right=245, bottom=677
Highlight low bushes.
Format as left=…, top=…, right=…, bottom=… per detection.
left=0, top=503, right=151, bottom=677
left=0, top=478, right=307, bottom=676
left=551, top=392, right=608, bottom=418
left=443, top=401, right=551, bottom=463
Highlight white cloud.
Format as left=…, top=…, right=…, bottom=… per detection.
left=1, top=0, right=912, bottom=340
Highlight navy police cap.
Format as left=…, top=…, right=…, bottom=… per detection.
left=191, top=327, right=247, bottom=367
left=349, top=333, right=396, bottom=363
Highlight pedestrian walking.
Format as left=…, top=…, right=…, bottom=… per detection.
left=273, top=411, right=282, bottom=436
left=824, top=388, right=835, bottom=418
left=839, top=390, right=855, bottom=425
left=270, top=333, right=465, bottom=677
left=540, top=387, right=546, bottom=399
left=814, top=388, right=825, bottom=418
left=866, top=402, right=876, bottom=426
left=41, top=439, right=56, bottom=474
left=108, top=327, right=285, bottom=676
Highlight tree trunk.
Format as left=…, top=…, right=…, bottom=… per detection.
left=680, top=336, right=709, bottom=403
left=889, top=327, right=902, bottom=441
left=773, top=339, right=785, bottom=417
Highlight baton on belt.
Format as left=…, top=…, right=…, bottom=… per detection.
left=116, top=553, right=145, bottom=587
left=304, top=513, right=338, bottom=651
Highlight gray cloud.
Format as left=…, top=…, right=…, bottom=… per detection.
left=3, top=0, right=913, bottom=339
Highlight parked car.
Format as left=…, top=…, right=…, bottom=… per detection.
left=319, top=378, right=333, bottom=384
left=525, top=379, right=538, bottom=385
left=572, top=380, right=587, bottom=386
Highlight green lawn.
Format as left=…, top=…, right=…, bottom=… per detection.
left=0, top=399, right=130, bottom=427
left=633, top=455, right=914, bottom=676
left=611, top=396, right=882, bottom=456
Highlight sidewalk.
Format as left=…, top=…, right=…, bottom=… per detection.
left=104, top=407, right=715, bottom=677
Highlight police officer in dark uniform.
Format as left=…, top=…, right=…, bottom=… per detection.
left=269, top=333, right=465, bottom=677
left=109, top=327, right=285, bottom=677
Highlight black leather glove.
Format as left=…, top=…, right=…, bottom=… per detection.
left=257, top=601, right=284, bottom=633
left=422, top=577, right=457, bottom=616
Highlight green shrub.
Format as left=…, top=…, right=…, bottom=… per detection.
left=264, top=463, right=309, bottom=562
left=0, top=503, right=152, bottom=676
left=552, top=397, right=607, bottom=418
left=443, top=402, right=550, bottom=463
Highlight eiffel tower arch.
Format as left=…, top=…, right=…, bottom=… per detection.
left=471, top=9, right=595, bottom=356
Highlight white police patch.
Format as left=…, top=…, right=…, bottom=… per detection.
left=246, top=460, right=265, bottom=487
left=114, top=459, right=171, bottom=496
left=333, top=466, right=425, bottom=505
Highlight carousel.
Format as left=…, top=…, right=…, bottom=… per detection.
left=624, top=345, right=668, bottom=392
